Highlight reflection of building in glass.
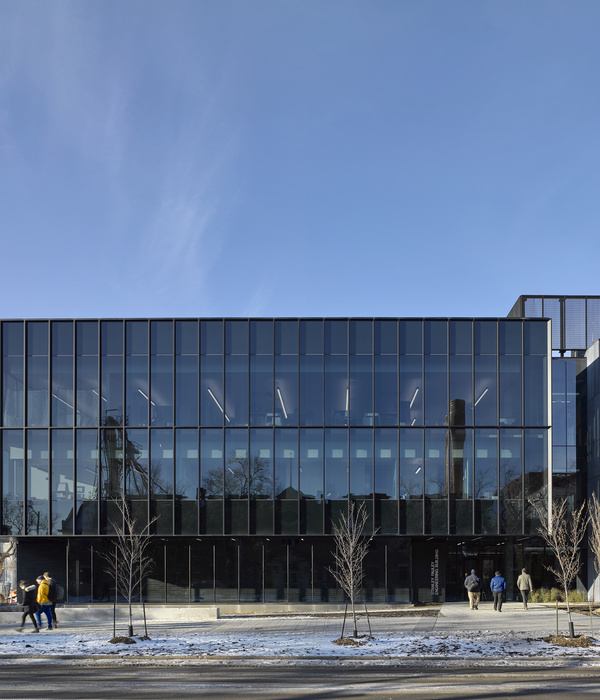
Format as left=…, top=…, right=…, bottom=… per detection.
left=0, top=297, right=598, bottom=603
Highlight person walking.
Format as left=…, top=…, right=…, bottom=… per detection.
left=43, top=572, right=60, bottom=628
left=490, top=571, right=507, bottom=612
left=17, top=581, right=39, bottom=633
left=517, top=567, right=533, bottom=610
left=35, top=575, right=53, bottom=630
left=464, top=569, right=482, bottom=610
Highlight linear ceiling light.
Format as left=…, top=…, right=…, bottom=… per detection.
left=138, top=388, right=156, bottom=406
left=207, top=388, right=230, bottom=423
left=474, top=388, right=488, bottom=406
left=410, top=388, right=419, bottom=408
left=276, top=387, right=288, bottom=419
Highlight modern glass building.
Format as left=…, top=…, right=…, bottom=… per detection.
left=0, top=301, right=592, bottom=605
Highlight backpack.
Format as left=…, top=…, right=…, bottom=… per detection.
left=466, top=579, right=479, bottom=592
left=55, top=583, right=64, bottom=601
left=47, top=580, right=57, bottom=603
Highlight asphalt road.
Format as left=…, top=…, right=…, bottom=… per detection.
left=2, top=663, right=600, bottom=699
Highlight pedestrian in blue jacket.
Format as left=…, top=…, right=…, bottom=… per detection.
left=490, top=571, right=507, bottom=612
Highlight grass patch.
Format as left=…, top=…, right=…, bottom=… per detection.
left=109, top=636, right=136, bottom=644
left=333, top=635, right=372, bottom=647
left=542, top=634, right=595, bottom=647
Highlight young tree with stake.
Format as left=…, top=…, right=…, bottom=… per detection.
left=532, top=497, right=588, bottom=638
left=100, top=497, right=157, bottom=638
left=328, top=501, right=376, bottom=639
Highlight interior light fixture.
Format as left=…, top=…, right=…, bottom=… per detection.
left=52, top=394, right=74, bottom=410
left=411, top=418, right=416, bottom=426
left=474, top=388, right=488, bottom=406
left=91, top=389, right=107, bottom=403
left=409, top=388, right=419, bottom=408
left=137, top=388, right=156, bottom=406
left=276, top=387, right=288, bottom=419
left=415, top=466, right=422, bottom=475
left=345, top=387, right=349, bottom=412
left=207, top=388, right=230, bottom=422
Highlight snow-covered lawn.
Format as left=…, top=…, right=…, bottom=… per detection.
left=1, top=626, right=600, bottom=661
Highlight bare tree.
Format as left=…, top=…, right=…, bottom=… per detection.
left=328, top=501, right=376, bottom=639
left=532, top=497, right=588, bottom=637
left=0, top=540, right=16, bottom=599
left=99, top=497, right=158, bottom=638
left=588, top=493, right=600, bottom=603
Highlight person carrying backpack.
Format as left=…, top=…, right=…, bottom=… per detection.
left=17, top=580, right=39, bottom=633
left=43, top=572, right=62, bottom=628
left=464, top=569, right=482, bottom=610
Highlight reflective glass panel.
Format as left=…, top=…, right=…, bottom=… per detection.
left=349, top=355, right=373, bottom=426
left=375, top=428, right=398, bottom=499
left=425, top=429, right=447, bottom=498
left=124, top=428, right=148, bottom=497
left=225, top=321, right=248, bottom=355
left=225, top=429, right=249, bottom=498
left=499, top=321, right=522, bottom=355
left=425, top=321, right=447, bottom=355
left=424, top=356, right=447, bottom=426
left=151, top=321, right=172, bottom=355
left=101, top=321, right=123, bottom=356
left=299, top=355, right=323, bottom=426
left=474, top=355, right=497, bottom=426
left=474, top=430, right=497, bottom=500
left=449, top=321, right=472, bottom=355
left=200, top=321, right=223, bottom=355
left=100, top=426, right=122, bottom=500
left=275, top=321, right=298, bottom=355
left=349, top=320, right=372, bottom=354
left=375, top=320, right=397, bottom=355
left=325, top=356, right=347, bottom=426
left=325, top=429, right=347, bottom=498
left=524, top=356, right=548, bottom=426
left=175, top=355, right=198, bottom=425
left=3, top=322, right=24, bottom=427
left=27, top=429, right=48, bottom=535
left=299, top=428, right=323, bottom=499
left=175, top=428, right=198, bottom=535
left=250, top=321, right=273, bottom=355
left=275, top=355, right=298, bottom=426
left=2, top=429, right=24, bottom=534
left=200, top=355, right=224, bottom=426
left=225, top=355, right=249, bottom=427
left=300, top=321, right=323, bottom=354
left=399, top=321, right=422, bottom=354
left=200, top=428, right=223, bottom=499
left=150, top=355, right=173, bottom=426
left=374, top=355, right=398, bottom=426
left=151, top=428, right=173, bottom=534
left=249, top=429, right=274, bottom=499
left=449, top=355, right=472, bottom=426
left=250, top=355, right=274, bottom=427
left=524, top=321, right=548, bottom=355
left=449, top=425, right=471, bottom=499
left=27, top=322, right=48, bottom=427
left=126, top=355, right=148, bottom=426
left=101, top=356, right=123, bottom=426
left=76, top=429, right=98, bottom=535
left=499, top=355, right=522, bottom=426
left=175, top=321, right=198, bottom=355
left=399, top=356, right=422, bottom=426
left=399, top=429, right=423, bottom=498
left=275, top=428, right=298, bottom=497
left=474, top=321, right=497, bottom=354
left=51, top=429, right=73, bottom=535
left=324, top=320, right=347, bottom=355
left=350, top=428, right=372, bottom=498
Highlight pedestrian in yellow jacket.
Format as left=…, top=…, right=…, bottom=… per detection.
left=35, top=576, right=53, bottom=629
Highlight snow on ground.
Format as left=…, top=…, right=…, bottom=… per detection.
left=1, top=625, right=600, bottom=661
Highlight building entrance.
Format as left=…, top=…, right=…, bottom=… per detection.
left=445, top=542, right=503, bottom=602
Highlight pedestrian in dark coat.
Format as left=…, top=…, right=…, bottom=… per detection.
left=17, top=581, right=39, bottom=632
left=464, top=569, right=482, bottom=610
left=490, top=571, right=507, bottom=612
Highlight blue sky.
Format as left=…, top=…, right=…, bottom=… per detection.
left=1, top=1, right=600, bottom=320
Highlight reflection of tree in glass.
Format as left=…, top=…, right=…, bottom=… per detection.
left=2, top=498, right=23, bottom=535
left=203, top=452, right=275, bottom=498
